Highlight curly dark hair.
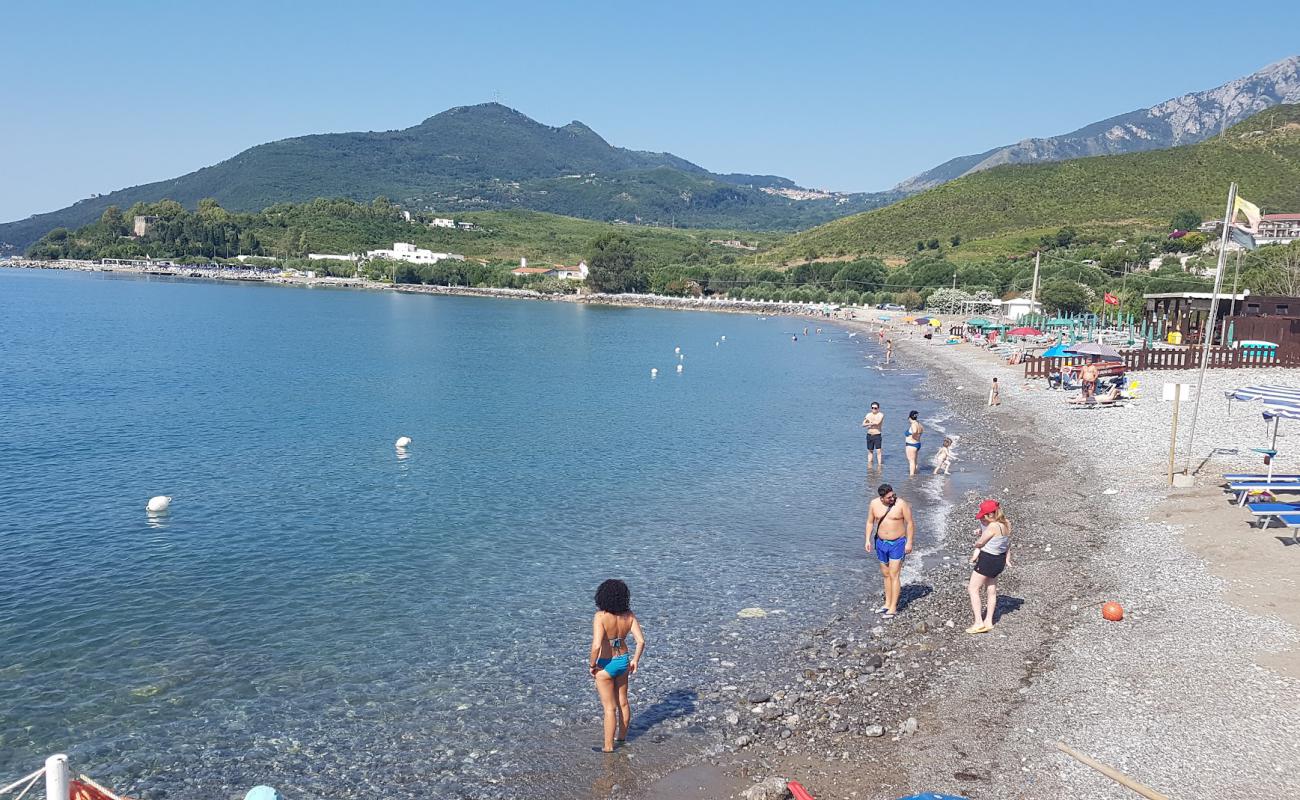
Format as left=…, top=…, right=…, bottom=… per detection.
left=594, top=579, right=631, bottom=614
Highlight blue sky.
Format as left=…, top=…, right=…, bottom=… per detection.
left=0, top=0, right=1295, bottom=222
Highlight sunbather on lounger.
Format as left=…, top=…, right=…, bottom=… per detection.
left=1067, top=385, right=1121, bottom=405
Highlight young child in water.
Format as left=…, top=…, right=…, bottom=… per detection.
left=932, top=437, right=955, bottom=475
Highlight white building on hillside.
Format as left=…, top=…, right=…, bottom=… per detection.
left=430, top=218, right=455, bottom=228
left=366, top=242, right=465, bottom=264
left=553, top=261, right=589, bottom=280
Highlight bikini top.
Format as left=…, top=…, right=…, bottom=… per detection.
left=608, top=637, right=626, bottom=650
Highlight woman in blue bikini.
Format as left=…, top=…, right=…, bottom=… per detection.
left=904, top=410, right=924, bottom=475
left=588, top=579, right=646, bottom=752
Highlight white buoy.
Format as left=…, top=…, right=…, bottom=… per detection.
left=715, top=341, right=719, bottom=346
left=651, top=368, right=658, bottom=377
left=146, top=495, right=172, bottom=513
left=676, top=364, right=683, bottom=373
left=721, top=335, right=726, bottom=341
left=674, top=346, right=681, bottom=354
left=395, top=436, right=412, bottom=449
left=678, top=353, right=684, bottom=361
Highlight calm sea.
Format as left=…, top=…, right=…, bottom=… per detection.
left=0, top=268, right=976, bottom=798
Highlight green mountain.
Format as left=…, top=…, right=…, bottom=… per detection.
left=0, top=104, right=898, bottom=248
left=775, top=104, right=1300, bottom=261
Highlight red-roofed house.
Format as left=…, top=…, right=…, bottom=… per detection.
left=1258, top=213, right=1300, bottom=245
left=512, top=266, right=557, bottom=277
left=551, top=261, right=589, bottom=280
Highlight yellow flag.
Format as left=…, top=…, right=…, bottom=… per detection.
left=1234, top=195, right=1261, bottom=230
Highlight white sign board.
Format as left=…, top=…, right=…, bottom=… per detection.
left=1162, top=383, right=1196, bottom=402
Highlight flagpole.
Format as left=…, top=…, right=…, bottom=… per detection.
left=1180, top=182, right=1237, bottom=476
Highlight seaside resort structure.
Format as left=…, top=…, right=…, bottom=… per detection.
left=307, top=243, right=465, bottom=265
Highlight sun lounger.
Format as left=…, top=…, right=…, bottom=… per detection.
left=1272, top=512, right=1300, bottom=545
left=1246, top=502, right=1300, bottom=527
left=1228, top=482, right=1300, bottom=505
left=1223, top=473, right=1300, bottom=481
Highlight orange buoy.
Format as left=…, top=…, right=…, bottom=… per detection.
left=1102, top=602, right=1124, bottom=622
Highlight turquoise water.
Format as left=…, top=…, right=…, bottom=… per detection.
left=0, top=268, right=970, bottom=798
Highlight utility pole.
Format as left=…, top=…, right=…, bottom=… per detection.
left=1029, top=251, right=1041, bottom=307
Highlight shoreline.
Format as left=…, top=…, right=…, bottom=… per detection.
left=0, top=260, right=837, bottom=319
left=9, top=262, right=1300, bottom=797
left=636, top=314, right=1300, bottom=799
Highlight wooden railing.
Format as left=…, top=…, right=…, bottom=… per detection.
left=1022, top=344, right=1300, bottom=378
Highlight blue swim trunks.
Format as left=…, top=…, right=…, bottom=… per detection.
left=874, top=536, right=907, bottom=563
left=595, top=653, right=630, bottom=678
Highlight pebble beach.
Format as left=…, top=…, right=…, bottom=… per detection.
left=632, top=313, right=1300, bottom=800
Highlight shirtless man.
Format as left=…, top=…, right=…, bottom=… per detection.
left=866, top=483, right=915, bottom=619
left=861, top=402, right=884, bottom=470
left=885, top=339, right=894, bottom=365
left=1080, top=358, right=1100, bottom=401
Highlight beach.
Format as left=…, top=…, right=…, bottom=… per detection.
left=633, top=316, right=1300, bottom=799
left=5, top=264, right=1300, bottom=799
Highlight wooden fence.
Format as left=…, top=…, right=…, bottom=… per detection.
left=1022, top=344, right=1300, bottom=378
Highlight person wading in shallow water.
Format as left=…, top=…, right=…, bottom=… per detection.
left=588, top=579, right=646, bottom=753
left=861, top=401, right=884, bottom=470
left=866, top=483, right=914, bottom=620
left=903, top=410, right=924, bottom=475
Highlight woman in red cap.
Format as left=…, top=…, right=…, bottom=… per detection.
left=967, top=499, right=1011, bottom=634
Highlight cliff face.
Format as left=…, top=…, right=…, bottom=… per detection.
left=897, top=55, right=1300, bottom=193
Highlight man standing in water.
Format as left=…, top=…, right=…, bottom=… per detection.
left=861, top=402, right=884, bottom=470
left=866, top=483, right=914, bottom=620
left=885, top=339, right=894, bottom=365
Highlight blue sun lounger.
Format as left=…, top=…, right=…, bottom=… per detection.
left=1223, top=473, right=1300, bottom=482
left=1245, top=506, right=1300, bottom=544
left=1246, top=502, right=1300, bottom=528
left=1229, top=482, right=1300, bottom=505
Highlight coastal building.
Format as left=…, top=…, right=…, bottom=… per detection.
left=365, top=242, right=465, bottom=264
left=1257, top=214, right=1300, bottom=245
left=132, top=215, right=159, bottom=237
left=308, top=253, right=357, bottom=262
left=552, top=261, right=588, bottom=280
left=1142, top=291, right=1250, bottom=343
left=512, top=266, right=557, bottom=277
left=1001, top=297, right=1042, bottom=321
left=429, top=218, right=455, bottom=228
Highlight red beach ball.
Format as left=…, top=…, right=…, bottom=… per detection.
left=1101, top=602, right=1124, bottom=622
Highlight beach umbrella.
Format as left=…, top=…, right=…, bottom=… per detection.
left=1046, top=317, right=1070, bottom=327
left=1066, top=341, right=1121, bottom=359
left=1260, top=405, right=1300, bottom=480
left=1040, top=343, right=1073, bottom=359
left=930, top=318, right=942, bottom=328
left=983, top=323, right=1009, bottom=331
left=914, top=316, right=932, bottom=325
left=965, top=317, right=991, bottom=327
left=1008, top=326, right=1041, bottom=336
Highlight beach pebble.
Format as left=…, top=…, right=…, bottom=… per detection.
left=742, top=776, right=791, bottom=800
left=864, top=724, right=885, bottom=738
left=901, top=717, right=919, bottom=735
left=734, top=735, right=753, bottom=749
left=738, top=607, right=768, bottom=618
left=746, top=691, right=771, bottom=704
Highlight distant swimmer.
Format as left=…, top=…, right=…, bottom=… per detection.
left=816, top=327, right=822, bottom=334
left=866, top=483, right=914, bottom=620
left=803, top=327, right=809, bottom=336
left=792, top=335, right=798, bottom=342
left=588, top=579, right=646, bottom=753
left=885, top=339, right=894, bottom=364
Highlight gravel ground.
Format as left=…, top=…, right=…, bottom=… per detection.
left=668, top=317, right=1300, bottom=800
left=886, top=323, right=1300, bottom=799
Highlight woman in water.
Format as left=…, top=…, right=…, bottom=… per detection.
left=904, top=410, right=924, bottom=475
left=588, top=579, right=646, bottom=752
left=967, top=499, right=1011, bottom=634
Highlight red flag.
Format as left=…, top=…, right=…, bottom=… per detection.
left=1103, top=292, right=1119, bottom=306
